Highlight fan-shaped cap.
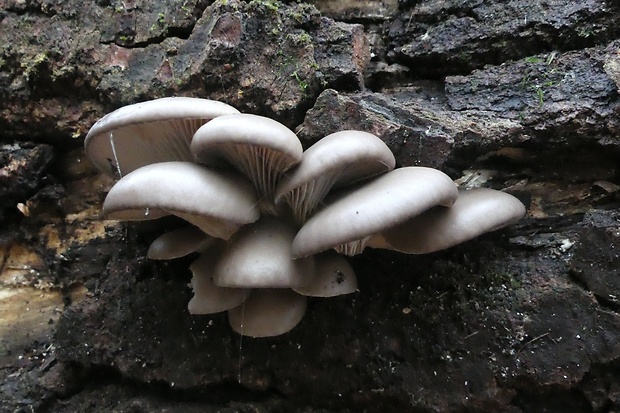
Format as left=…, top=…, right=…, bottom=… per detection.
left=382, top=187, right=526, bottom=254
left=147, top=226, right=213, bottom=260
left=85, top=97, right=239, bottom=176
left=188, top=247, right=250, bottom=314
left=191, top=114, right=303, bottom=215
left=276, top=130, right=396, bottom=224
left=102, top=161, right=260, bottom=240
left=228, top=289, right=307, bottom=337
left=293, top=251, right=358, bottom=297
left=213, top=216, right=315, bottom=288
left=291, top=167, right=459, bottom=257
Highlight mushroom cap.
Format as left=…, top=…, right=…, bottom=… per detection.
left=191, top=113, right=303, bottom=214
left=382, top=187, right=526, bottom=254
left=291, top=167, right=459, bottom=258
left=293, top=251, right=358, bottom=297
left=188, top=247, right=250, bottom=315
left=147, top=226, right=212, bottom=260
left=275, top=130, right=396, bottom=224
left=227, top=289, right=307, bottom=337
left=85, top=97, right=239, bottom=176
left=213, top=216, right=315, bottom=288
left=102, top=161, right=260, bottom=239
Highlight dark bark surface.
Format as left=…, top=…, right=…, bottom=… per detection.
left=1, top=0, right=620, bottom=412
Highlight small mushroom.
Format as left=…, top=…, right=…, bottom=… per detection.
left=291, top=167, right=459, bottom=257
left=275, top=130, right=396, bottom=224
left=102, top=161, right=260, bottom=240
left=228, top=289, right=307, bottom=337
left=293, top=251, right=358, bottom=297
left=188, top=246, right=250, bottom=314
left=213, top=216, right=315, bottom=288
left=191, top=113, right=303, bottom=215
left=147, top=226, right=213, bottom=260
left=382, top=187, right=526, bottom=254
left=85, top=97, right=239, bottom=177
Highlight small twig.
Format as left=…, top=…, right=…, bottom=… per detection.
left=464, top=331, right=479, bottom=340
left=518, top=332, right=551, bottom=353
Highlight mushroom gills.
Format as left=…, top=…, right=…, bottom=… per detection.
left=85, top=97, right=240, bottom=176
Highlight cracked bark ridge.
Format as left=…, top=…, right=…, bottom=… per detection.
left=389, top=0, right=620, bottom=77
left=0, top=142, right=55, bottom=221
left=307, top=0, right=399, bottom=21
left=2, top=0, right=620, bottom=412
left=0, top=0, right=369, bottom=141
left=52, top=217, right=620, bottom=411
left=570, top=210, right=620, bottom=310
left=301, top=41, right=620, bottom=178
left=297, top=87, right=521, bottom=171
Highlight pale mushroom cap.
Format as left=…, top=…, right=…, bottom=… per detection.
left=102, top=161, right=260, bottom=239
left=382, top=187, right=526, bottom=254
left=291, top=167, right=459, bottom=258
left=293, top=251, right=358, bottom=297
left=213, top=216, right=315, bottom=288
left=275, top=130, right=396, bottom=224
left=188, top=248, right=250, bottom=315
left=147, top=226, right=212, bottom=260
left=191, top=113, right=303, bottom=214
left=228, top=289, right=307, bottom=338
left=85, top=97, right=239, bottom=176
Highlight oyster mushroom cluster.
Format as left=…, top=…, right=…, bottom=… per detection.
left=85, top=97, right=526, bottom=338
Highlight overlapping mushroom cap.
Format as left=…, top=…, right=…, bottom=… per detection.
left=275, top=130, right=396, bottom=224
left=192, top=113, right=303, bottom=215
left=381, top=188, right=526, bottom=254
left=85, top=97, right=239, bottom=177
left=292, top=167, right=459, bottom=258
left=86, top=97, right=526, bottom=338
left=101, top=161, right=260, bottom=240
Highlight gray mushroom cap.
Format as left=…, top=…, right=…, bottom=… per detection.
left=85, top=97, right=239, bottom=177
left=147, top=226, right=213, bottom=260
left=187, top=247, right=250, bottom=315
left=275, top=130, right=396, bottom=224
left=227, top=289, right=307, bottom=338
left=213, top=216, right=315, bottom=288
left=102, top=161, right=260, bottom=240
left=291, top=167, right=459, bottom=258
left=191, top=113, right=303, bottom=215
left=382, top=187, right=526, bottom=254
left=293, top=251, right=358, bottom=297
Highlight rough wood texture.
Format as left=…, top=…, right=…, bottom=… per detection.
left=1, top=0, right=620, bottom=412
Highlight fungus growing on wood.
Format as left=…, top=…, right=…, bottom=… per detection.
left=86, top=97, right=526, bottom=338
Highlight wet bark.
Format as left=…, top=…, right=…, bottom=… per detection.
left=1, top=0, right=620, bottom=412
